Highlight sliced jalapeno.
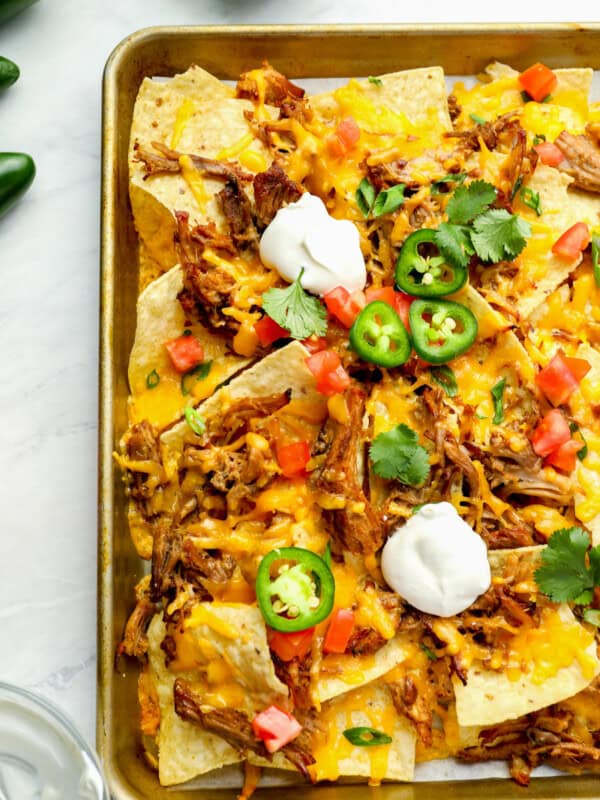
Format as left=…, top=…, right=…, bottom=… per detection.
left=349, top=300, right=412, bottom=368
left=409, top=298, right=477, bottom=364
left=256, top=547, right=335, bottom=633
left=395, top=229, right=468, bottom=297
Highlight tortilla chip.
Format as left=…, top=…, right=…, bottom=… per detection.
left=315, top=636, right=411, bottom=705
left=160, top=340, right=321, bottom=458
left=311, top=67, right=452, bottom=134
left=127, top=264, right=250, bottom=430
left=454, top=604, right=599, bottom=727
left=513, top=166, right=600, bottom=319
left=309, top=683, right=416, bottom=782
left=147, top=604, right=288, bottom=786
left=455, top=548, right=599, bottom=727
left=130, top=82, right=271, bottom=271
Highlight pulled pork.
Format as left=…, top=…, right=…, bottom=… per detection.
left=173, top=678, right=316, bottom=778
left=253, top=162, right=302, bottom=227
left=313, top=389, right=385, bottom=555
left=175, top=211, right=238, bottom=335
left=555, top=129, right=600, bottom=193
left=236, top=61, right=305, bottom=108
left=135, top=141, right=252, bottom=184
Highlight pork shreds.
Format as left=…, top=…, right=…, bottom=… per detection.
left=272, top=652, right=313, bottom=710
left=125, top=420, right=163, bottom=503
left=173, top=678, right=316, bottom=778
left=313, top=389, right=385, bottom=555
left=236, top=61, right=305, bottom=107
left=555, top=129, right=600, bottom=193
left=217, top=178, right=259, bottom=250
left=135, top=141, right=252, bottom=184
left=253, top=162, right=302, bottom=227
left=345, top=627, right=388, bottom=656
left=175, top=211, right=238, bottom=334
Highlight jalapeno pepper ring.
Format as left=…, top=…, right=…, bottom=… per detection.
left=256, top=547, right=335, bottom=633
left=395, top=229, right=467, bottom=297
left=349, top=300, right=412, bottom=367
left=409, top=298, right=477, bottom=364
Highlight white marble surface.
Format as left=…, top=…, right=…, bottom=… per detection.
left=0, top=0, right=598, bottom=770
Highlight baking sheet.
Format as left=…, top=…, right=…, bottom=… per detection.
left=99, top=24, right=600, bottom=800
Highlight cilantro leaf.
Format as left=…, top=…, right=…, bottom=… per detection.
left=435, top=222, right=474, bottom=269
left=471, top=209, right=531, bottom=263
left=589, top=546, right=600, bottom=586
left=356, top=178, right=376, bottom=217
left=584, top=608, right=600, bottom=626
left=372, top=184, right=406, bottom=217
left=368, top=75, right=383, bottom=87
left=491, top=377, right=506, bottom=425
left=262, top=269, right=327, bottom=340
left=446, top=180, right=497, bottom=225
left=534, top=527, right=594, bottom=603
left=369, top=424, right=430, bottom=487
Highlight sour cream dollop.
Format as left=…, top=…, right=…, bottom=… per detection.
left=381, top=502, right=491, bottom=617
left=259, top=193, right=367, bottom=295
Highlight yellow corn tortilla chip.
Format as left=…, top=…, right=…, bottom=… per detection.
left=311, top=67, right=452, bottom=134
left=513, top=166, right=600, bottom=319
left=160, top=340, right=321, bottom=459
left=130, top=85, right=272, bottom=271
left=454, top=547, right=600, bottom=727
left=310, top=683, right=416, bottom=782
left=147, top=604, right=288, bottom=787
left=127, top=264, right=250, bottom=430
left=315, top=636, right=411, bottom=705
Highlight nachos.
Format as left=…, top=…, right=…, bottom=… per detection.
left=117, top=59, right=600, bottom=791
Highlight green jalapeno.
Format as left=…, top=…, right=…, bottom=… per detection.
left=349, top=301, right=411, bottom=368
left=0, top=56, right=19, bottom=89
left=409, top=298, right=477, bottom=364
left=0, top=0, right=38, bottom=25
left=395, top=229, right=467, bottom=297
left=0, top=152, right=35, bottom=218
left=256, top=547, right=335, bottom=633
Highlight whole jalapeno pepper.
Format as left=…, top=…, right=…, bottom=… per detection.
left=409, top=298, right=477, bottom=364
left=395, top=228, right=468, bottom=297
left=0, top=152, right=35, bottom=218
left=256, top=547, right=335, bottom=633
left=0, top=0, right=38, bottom=25
left=349, top=300, right=412, bottom=368
left=0, top=56, right=19, bottom=88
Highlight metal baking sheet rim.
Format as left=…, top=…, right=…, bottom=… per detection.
left=98, top=23, right=600, bottom=800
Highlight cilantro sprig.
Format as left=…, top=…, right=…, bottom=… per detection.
left=262, top=268, right=327, bottom=340
left=535, top=528, right=600, bottom=606
left=369, top=424, right=430, bottom=487
left=432, top=179, right=531, bottom=269
left=355, top=177, right=406, bottom=218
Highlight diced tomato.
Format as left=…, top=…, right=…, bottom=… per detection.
left=302, top=335, right=329, bottom=354
left=563, top=356, right=592, bottom=383
left=306, top=350, right=351, bottom=396
left=269, top=628, right=315, bottom=662
left=365, top=286, right=413, bottom=330
left=535, top=352, right=589, bottom=406
left=327, top=117, right=361, bottom=157
left=545, top=439, right=581, bottom=472
left=165, top=333, right=204, bottom=373
left=531, top=409, right=571, bottom=457
left=552, top=222, right=591, bottom=261
left=323, top=286, right=366, bottom=328
left=252, top=706, right=302, bottom=753
left=276, top=441, right=311, bottom=478
left=254, top=316, right=289, bottom=347
left=323, top=609, right=355, bottom=654
left=518, top=62, right=557, bottom=102
left=534, top=141, right=564, bottom=167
